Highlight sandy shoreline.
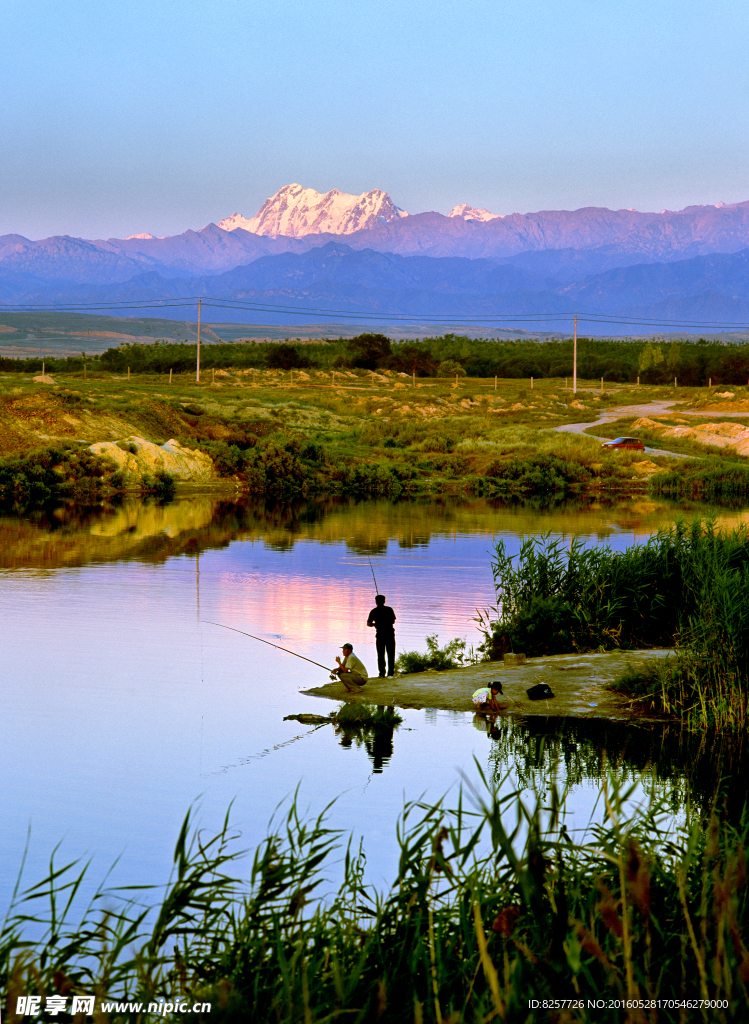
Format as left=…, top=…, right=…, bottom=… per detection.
left=303, top=648, right=674, bottom=720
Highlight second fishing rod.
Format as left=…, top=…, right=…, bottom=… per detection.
left=367, top=555, right=380, bottom=597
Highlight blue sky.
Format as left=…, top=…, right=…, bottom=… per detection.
left=2, top=0, right=748, bottom=239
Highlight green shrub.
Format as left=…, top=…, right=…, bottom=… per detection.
left=437, top=358, right=466, bottom=377
left=60, top=391, right=84, bottom=407
left=416, top=432, right=455, bottom=453
left=496, top=594, right=577, bottom=657
left=140, top=471, right=176, bottom=500
left=300, top=439, right=326, bottom=463
left=396, top=634, right=476, bottom=673
left=208, top=442, right=247, bottom=476
left=0, top=446, right=123, bottom=510
left=346, top=333, right=392, bottom=370
left=484, top=454, right=591, bottom=494
left=265, top=343, right=310, bottom=370
left=241, top=439, right=308, bottom=494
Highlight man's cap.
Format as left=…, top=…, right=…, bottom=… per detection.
left=340, top=642, right=353, bottom=649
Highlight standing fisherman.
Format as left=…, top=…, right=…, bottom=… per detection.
left=367, top=594, right=397, bottom=678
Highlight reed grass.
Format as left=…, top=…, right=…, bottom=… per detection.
left=650, top=463, right=749, bottom=504
left=2, top=776, right=748, bottom=1022
left=479, top=519, right=749, bottom=731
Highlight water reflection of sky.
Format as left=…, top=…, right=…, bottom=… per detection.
left=0, top=501, right=718, bottom=905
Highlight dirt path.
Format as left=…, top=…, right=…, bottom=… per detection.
left=558, top=399, right=749, bottom=434
left=303, top=648, right=673, bottom=721
left=554, top=400, right=701, bottom=457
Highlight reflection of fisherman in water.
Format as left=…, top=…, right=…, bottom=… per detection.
left=367, top=595, right=396, bottom=677
left=334, top=705, right=397, bottom=772
left=365, top=707, right=396, bottom=772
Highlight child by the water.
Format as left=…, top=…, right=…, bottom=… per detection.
left=471, top=681, right=504, bottom=713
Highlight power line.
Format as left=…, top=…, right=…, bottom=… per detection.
left=0, top=294, right=748, bottom=330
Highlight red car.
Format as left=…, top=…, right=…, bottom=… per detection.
left=601, top=436, right=645, bottom=451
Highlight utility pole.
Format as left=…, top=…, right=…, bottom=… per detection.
left=573, top=313, right=578, bottom=394
left=196, top=297, right=202, bottom=383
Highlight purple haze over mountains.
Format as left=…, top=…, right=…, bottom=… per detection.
left=4, top=191, right=749, bottom=330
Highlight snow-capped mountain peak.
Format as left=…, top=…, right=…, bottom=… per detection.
left=218, top=183, right=409, bottom=237
left=125, top=232, right=156, bottom=240
left=447, top=204, right=503, bottom=222
left=215, top=213, right=254, bottom=233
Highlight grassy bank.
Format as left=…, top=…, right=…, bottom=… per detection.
left=481, top=520, right=749, bottom=730
left=0, top=370, right=701, bottom=505
left=2, top=779, right=748, bottom=1023
left=3, top=358, right=749, bottom=506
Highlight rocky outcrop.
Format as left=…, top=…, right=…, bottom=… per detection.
left=88, top=436, right=216, bottom=483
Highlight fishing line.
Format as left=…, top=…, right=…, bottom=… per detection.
left=210, top=724, right=330, bottom=776
left=203, top=620, right=334, bottom=673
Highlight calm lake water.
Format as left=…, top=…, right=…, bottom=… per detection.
left=1, top=494, right=746, bottom=904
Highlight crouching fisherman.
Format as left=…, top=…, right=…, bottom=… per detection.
left=331, top=643, right=369, bottom=692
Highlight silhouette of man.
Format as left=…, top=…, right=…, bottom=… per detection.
left=367, top=594, right=396, bottom=678
left=365, top=713, right=395, bottom=773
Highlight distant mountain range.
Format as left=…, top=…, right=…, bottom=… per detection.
left=3, top=184, right=749, bottom=331
left=5, top=241, right=749, bottom=329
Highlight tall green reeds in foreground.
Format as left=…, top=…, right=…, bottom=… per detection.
left=2, top=775, right=748, bottom=1022
left=479, top=519, right=749, bottom=730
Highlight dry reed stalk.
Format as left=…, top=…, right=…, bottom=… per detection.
left=472, top=902, right=505, bottom=1022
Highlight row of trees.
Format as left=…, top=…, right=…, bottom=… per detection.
left=5, top=333, right=749, bottom=385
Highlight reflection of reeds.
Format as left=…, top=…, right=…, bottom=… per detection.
left=3, top=776, right=748, bottom=1021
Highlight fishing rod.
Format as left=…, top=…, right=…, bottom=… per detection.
left=203, top=620, right=334, bottom=673
left=367, top=555, right=380, bottom=596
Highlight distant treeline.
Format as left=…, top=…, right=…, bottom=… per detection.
left=0, top=354, right=92, bottom=373
left=5, top=333, right=749, bottom=384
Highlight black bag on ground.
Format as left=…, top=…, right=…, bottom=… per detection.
left=526, top=683, right=555, bottom=701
